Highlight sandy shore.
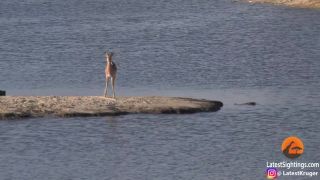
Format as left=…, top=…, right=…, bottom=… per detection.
left=0, top=96, right=223, bottom=119
left=247, top=0, right=320, bottom=8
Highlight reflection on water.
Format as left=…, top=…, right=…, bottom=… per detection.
left=0, top=0, right=320, bottom=179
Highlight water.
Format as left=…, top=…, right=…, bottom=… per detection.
left=0, top=0, right=320, bottom=179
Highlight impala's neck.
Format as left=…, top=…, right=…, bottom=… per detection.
left=106, top=56, right=113, bottom=64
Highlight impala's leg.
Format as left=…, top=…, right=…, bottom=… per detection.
left=112, top=76, right=116, bottom=98
left=104, top=77, right=109, bottom=97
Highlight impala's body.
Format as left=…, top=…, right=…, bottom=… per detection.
left=104, top=52, right=117, bottom=98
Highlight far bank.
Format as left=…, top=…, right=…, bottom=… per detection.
left=247, top=0, right=320, bottom=8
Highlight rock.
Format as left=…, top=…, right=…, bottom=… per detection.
left=0, top=90, right=5, bottom=96
left=0, top=96, right=223, bottom=119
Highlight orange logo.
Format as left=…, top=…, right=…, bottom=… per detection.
left=281, top=136, right=304, bottom=159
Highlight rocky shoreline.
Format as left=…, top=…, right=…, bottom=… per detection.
left=0, top=96, right=223, bottom=119
left=247, top=0, right=320, bottom=8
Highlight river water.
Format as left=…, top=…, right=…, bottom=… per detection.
left=0, top=0, right=320, bottom=179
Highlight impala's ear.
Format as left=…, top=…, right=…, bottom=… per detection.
left=110, top=52, right=114, bottom=57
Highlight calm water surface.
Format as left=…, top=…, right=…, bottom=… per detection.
left=0, top=0, right=320, bottom=179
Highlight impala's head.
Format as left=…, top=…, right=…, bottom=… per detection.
left=105, top=51, right=114, bottom=62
